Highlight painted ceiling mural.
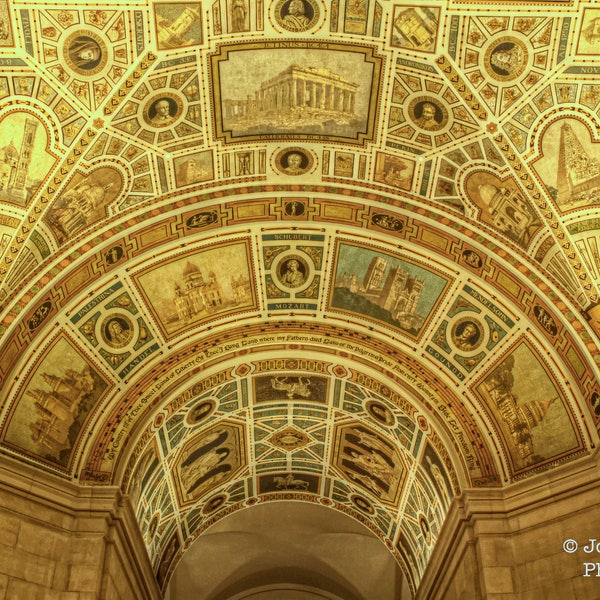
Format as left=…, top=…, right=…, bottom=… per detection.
left=0, top=0, right=598, bottom=595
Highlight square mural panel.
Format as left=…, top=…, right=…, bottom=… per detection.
left=0, top=0, right=14, bottom=47
left=329, top=242, right=449, bottom=338
left=391, top=6, right=441, bottom=53
left=133, top=239, right=257, bottom=338
left=577, top=8, right=600, bottom=55
left=174, top=150, right=214, bottom=188
left=211, top=41, right=383, bottom=145
left=154, top=3, right=202, bottom=50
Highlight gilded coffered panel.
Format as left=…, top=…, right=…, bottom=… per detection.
left=0, top=0, right=598, bottom=594
left=119, top=354, right=463, bottom=593
left=452, top=14, right=562, bottom=117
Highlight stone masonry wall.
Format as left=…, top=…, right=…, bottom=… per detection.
left=0, top=456, right=160, bottom=600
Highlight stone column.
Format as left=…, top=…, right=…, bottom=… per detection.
left=291, top=78, right=297, bottom=107
left=268, top=85, right=275, bottom=110
left=319, top=83, right=326, bottom=109
left=344, top=89, right=351, bottom=112
left=326, top=84, right=334, bottom=110
left=337, top=87, right=344, bottom=112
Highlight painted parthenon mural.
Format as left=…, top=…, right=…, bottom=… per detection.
left=0, top=0, right=600, bottom=599
left=223, top=64, right=358, bottom=119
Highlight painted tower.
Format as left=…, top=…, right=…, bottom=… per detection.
left=556, top=122, right=600, bottom=205
left=9, top=117, right=38, bottom=198
left=363, top=256, right=387, bottom=292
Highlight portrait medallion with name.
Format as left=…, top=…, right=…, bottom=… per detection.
left=275, top=254, right=310, bottom=290
left=409, top=97, right=447, bottom=132
left=275, top=147, right=313, bottom=176
left=144, top=93, right=183, bottom=128
left=101, top=313, right=135, bottom=350
left=450, top=317, right=483, bottom=353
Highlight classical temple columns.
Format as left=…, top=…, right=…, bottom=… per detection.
left=223, top=65, right=359, bottom=117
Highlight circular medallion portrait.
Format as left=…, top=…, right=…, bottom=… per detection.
left=350, top=494, right=375, bottom=515
left=365, top=400, right=395, bottom=426
left=144, top=94, right=182, bottom=128
left=101, top=313, right=134, bottom=350
left=202, top=493, right=227, bottom=514
left=485, top=37, right=528, bottom=81
left=451, top=318, right=483, bottom=353
left=275, top=147, right=313, bottom=176
left=186, top=400, right=216, bottom=425
left=275, top=0, right=319, bottom=32
left=409, top=97, right=447, bottom=132
left=276, top=254, right=310, bottom=289
left=64, top=32, right=107, bottom=76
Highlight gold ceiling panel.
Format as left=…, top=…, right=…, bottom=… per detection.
left=0, top=0, right=599, bottom=593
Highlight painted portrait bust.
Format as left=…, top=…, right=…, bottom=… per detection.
left=277, top=148, right=312, bottom=175
left=146, top=96, right=181, bottom=128
left=451, top=319, right=482, bottom=352
left=277, top=0, right=317, bottom=32
left=411, top=100, right=445, bottom=131
left=64, top=32, right=106, bottom=76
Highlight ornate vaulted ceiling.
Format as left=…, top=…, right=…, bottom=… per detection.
left=0, top=0, right=599, bottom=596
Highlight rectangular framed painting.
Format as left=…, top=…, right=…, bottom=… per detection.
left=211, top=41, right=383, bottom=145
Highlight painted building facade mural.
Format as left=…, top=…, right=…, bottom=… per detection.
left=533, top=117, right=600, bottom=212
left=0, top=112, right=55, bottom=207
left=45, top=167, right=123, bottom=243
left=212, top=41, right=382, bottom=144
left=475, top=342, right=582, bottom=473
left=3, top=336, right=108, bottom=469
left=331, top=242, right=448, bottom=338
left=133, top=240, right=256, bottom=337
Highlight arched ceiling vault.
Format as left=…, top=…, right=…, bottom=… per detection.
left=0, top=0, right=599, bottom=597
